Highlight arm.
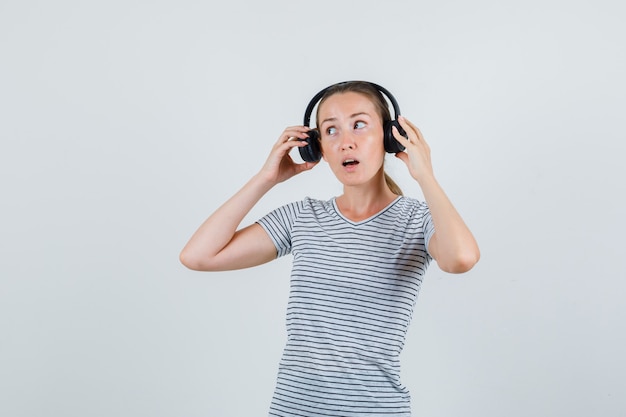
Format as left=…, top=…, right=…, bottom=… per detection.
left=179, top=126, right=317, bottom=271
left=393, top=116, right=480, bottom=273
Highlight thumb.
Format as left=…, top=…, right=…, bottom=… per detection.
left=395, top=151, right=408, bottom=164
left=297, top=161, right=319, bottom=173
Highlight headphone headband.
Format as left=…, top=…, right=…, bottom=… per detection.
left=303, top=81, right=402, bottom=127
left=298, top=81, right=407, bottom=163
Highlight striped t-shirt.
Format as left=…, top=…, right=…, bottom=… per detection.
left=257, top=196, right=435, bottom=417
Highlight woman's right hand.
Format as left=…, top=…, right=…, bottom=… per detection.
left=258, top=126, right=319, bottom=185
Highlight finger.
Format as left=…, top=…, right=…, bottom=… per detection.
left=398, top=116, right=423, bottom=141
left=285, top=126, right=311, bottom=136
left=277, top=126, right=311, bottom=143
left=392, top=125, right=411, bottom=144
left=297, top=160, right=320, bottom=173
left=276, top=138, right=310, bottom=155
left=270, top=139, right=306, bottom=161
left=283, top=125, right=311, bottom=133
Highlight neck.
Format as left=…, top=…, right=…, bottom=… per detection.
left=336, top=171, right=398, bottom=222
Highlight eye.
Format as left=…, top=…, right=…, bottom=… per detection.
left=326, top=126, right=337, bottom=136
left=354, top=121, right=366, bottom=129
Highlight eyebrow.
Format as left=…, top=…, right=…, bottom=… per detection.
left=320, top=112, right=370, bottom=127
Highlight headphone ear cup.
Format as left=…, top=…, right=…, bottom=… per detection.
left=298, top=129, right=322, bottom=162
left=384, top=120, right=406, bottom=153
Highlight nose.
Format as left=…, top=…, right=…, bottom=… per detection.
left=339, top=131, right=356, bottom=151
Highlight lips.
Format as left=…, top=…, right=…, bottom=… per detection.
left=342, top=158, right=359, bottom=167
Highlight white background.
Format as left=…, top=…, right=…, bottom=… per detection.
left=1, top=1, right=625, bottom=416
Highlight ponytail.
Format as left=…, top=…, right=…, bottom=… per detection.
left=384, top=172, right=403, bottom=196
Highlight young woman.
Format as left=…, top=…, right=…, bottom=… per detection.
left=180, top=81, right=480, bottom=416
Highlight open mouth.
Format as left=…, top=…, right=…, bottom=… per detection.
left=342, top=159, right=359, bottom=167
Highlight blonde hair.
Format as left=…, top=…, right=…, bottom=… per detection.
left=316, top=81, right=403, bottom=195
left=384, top=172, right=403, bottom=196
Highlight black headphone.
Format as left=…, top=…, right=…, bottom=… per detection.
left=299, top=81, right=408, bottom=163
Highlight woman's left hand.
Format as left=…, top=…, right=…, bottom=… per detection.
left=392, top=116, right=434, bottom=183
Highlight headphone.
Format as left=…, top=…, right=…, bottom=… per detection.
left=299, top=81, right=408, bottom=163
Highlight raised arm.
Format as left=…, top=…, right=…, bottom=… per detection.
left=393, top=116, right=480, bottom=273
left=179, top=126, right=317, bottom=271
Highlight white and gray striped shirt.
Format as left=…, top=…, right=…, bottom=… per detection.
left=257, top=196, right=434, bottom=417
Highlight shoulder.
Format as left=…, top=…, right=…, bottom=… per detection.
left=264, top=196, right=333, bottom=219
left=301, top=196, right=334, bottom=210
left=276, top=196, right=331, bottom=209
left=386, top=196, right=432, bottom=231
left=394, top=196, right=429, bottom=214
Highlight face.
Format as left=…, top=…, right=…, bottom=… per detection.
left=317, top=91, right=386, bottom=187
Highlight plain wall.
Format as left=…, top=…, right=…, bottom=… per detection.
left=1, top=0, right=625, bottom=416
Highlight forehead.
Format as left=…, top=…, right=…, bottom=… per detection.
left=318, top=91, right=378, bottom=119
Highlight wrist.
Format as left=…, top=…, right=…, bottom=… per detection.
left=414, top=170, right=437, bottom=189
left=251, top=171, right=278, bottom=191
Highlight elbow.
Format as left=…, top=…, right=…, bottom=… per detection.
left=179, top=250, right=196, bottom=270
left=179, top=249, right=211, bottom=271
left=438, top=249, right=480, bottom=274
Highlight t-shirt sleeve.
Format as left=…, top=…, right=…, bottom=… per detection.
left=422, top=207, right=435, bottom=259
left=256, top=200, right=303, bottom=258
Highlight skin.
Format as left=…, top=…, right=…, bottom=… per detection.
left=317, top=92, right=398, bottom=221
left=179, top=91, right=480, bottom=273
